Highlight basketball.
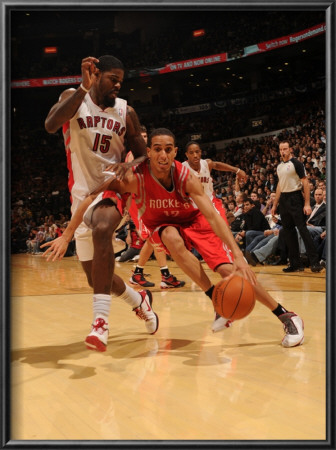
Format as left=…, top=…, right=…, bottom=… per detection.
left=212, top=275, right=256, bottom=321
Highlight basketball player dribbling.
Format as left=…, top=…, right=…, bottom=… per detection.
left=43, top=128, right=304, bottom=348
left=43, top=55, right=159, bottom=352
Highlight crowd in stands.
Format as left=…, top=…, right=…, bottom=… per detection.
left=10, top=10, right=326, bottom=265
left=205, top=106, right=327, bottom=268
left=11, top=125, right=73, bottom=254
left=11, top=95, right=327, bottom=271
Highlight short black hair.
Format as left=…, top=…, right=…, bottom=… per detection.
left=148, top=128, right=176, bottom=146
left=96, top=55, right=124, bottom=72
left=185, top=141, right=200, bottom=151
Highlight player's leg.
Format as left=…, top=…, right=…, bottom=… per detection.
left=84, top=200, right=124, bottom=351
left=83, top=198, right=158, bottom=351
left=130, top=238, right=185, bottom=288
left=130, top=240, right=155, bottom=287
left=160, top=226, right=212, bottom=291
left=215, top=263, right=304, bottom=347
left=154, top=246, right=185, bottom=289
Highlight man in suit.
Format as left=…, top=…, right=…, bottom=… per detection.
left=234, top=197, right=270, bottom=250
left=297, top=188, right=326, bottom=254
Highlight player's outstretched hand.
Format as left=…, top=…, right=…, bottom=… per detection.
left=105, top=162, right=129, bottom=181
left=40, top=236, right=70, bottom=262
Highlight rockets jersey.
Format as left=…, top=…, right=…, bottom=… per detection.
left=132, top=159, right=201, bottom=232
left=62, top=93, right=127, bottom=212
left=182, top=159, right=215, bottom=201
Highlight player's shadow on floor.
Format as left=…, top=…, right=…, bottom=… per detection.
left=11, top=341, right=99, bottom=379
left=11, top=337, right=202, bottom=379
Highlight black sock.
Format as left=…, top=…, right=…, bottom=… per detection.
left=205, top=285, right=215, bottom=300
left=272, top=303, right=288, bottom=317
left=134, top=266, right=144, bottom=275
left=160, top=266, right=170, bottom=278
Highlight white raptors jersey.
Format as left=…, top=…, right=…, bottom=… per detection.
left=62, top=92, right=127, bottom=212
left=182, top=159, right=215, bottom=200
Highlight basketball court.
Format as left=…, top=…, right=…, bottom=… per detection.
left=10, top=246, right=326, bottom=441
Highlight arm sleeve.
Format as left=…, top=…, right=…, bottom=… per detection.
left=292, top=158, right=306, bottom=179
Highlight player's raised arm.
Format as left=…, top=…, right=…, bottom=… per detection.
left=45, top=56, right=99, bottom=133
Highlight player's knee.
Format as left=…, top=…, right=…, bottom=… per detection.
left=92, top=220, right=115, bottom=244
left=161, top=227, right=184, bottom=253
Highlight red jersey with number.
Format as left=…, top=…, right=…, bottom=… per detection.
left=132, top=160, right=201, bottom=231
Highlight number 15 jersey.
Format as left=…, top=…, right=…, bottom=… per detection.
left=62, top=91, right=127, bottom=212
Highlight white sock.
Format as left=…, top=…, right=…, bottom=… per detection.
left=117, top=284, right=141, bottom=308
left=93, top=294, right=111, bottom=322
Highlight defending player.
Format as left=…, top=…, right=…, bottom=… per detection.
left=43, top=128, right=304, bottom=348
left=43, top=55, right=158, bottom=352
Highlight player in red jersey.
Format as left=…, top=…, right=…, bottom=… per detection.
left=126, top=125, right=185, bottom=289
left=43, top=128, right=304, bottom=348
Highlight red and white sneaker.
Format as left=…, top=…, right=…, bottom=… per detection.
left=85, top=316, right=109, bottom=352
left=130, top=272, right=155, bottom=287
left=279, top=312, right=304, bottom=347
left=160, top=275, right=185, bottom=289
left=133, top=290, right=159, bottom=334
left=212, top=313, right=233, bottom=333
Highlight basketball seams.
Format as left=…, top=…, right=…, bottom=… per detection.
left=212, top=275, right=255, bottom=321
left=228, top=277, right=244, bottom=319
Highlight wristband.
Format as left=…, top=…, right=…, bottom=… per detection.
left=79, top=83, right=90, bottom=93
left=236, top=168, right=241, bottom=174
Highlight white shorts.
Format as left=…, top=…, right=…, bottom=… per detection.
left=77, top=191, right=128, bottom=262
left=74, top=221, right=94, bottom=262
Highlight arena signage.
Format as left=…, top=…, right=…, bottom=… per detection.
left=11, top=23, right=325, bottom=89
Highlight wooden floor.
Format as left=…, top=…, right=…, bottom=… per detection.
left=10, top=249, right=326, bottom=442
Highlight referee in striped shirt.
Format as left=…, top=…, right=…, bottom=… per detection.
left=271, top=141, right=323, bottom=273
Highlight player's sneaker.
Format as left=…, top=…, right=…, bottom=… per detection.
left=212, top=313, right=233, bottom=333
left=130, top=272, right=155, bottom=287
left=279, top=312, right=304, bottom=347
left=85, top=316, right=109, bottom=352
left=133, top=290, right=159, bottom=334
left=160, top=275, right=186, bottom=289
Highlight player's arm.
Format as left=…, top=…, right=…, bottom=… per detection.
left=45, top=56, right=99, bottom=133
left=40, top=193, right=98, bottom=261
left=125, top=106, right=147, bottom=159
left=301, top=177, right=312, bottom=216
left=105, top=106, right=147, bottom=180
left=186, top=174, right=256, bottom=285
left=207, top=159, right=247, bottom=181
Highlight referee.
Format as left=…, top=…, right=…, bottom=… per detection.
left=271, top=141, right=322, bottom=273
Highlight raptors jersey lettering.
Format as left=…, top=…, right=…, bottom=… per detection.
left=132, top=160, right=200, bottom=232
left=62, top=93, right=127, bottom=213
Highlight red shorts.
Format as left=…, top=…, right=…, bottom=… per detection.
left=148, top=213, right=234, bottom=271
left=128, top=196, right=150, bottom=240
